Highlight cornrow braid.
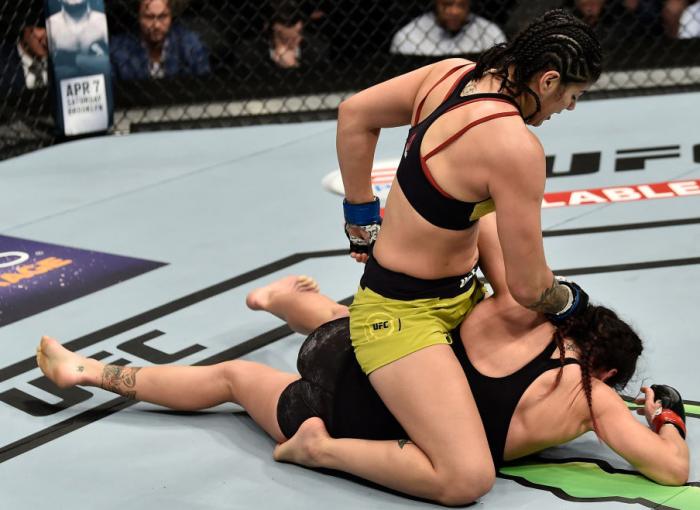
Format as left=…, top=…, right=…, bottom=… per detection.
left=578, top=340, right=600, bottom=433
left=552, top=304, right=643, bottom=436
left=473, top=9, right=602, bottom=121
left=550, top=327, right=567, bottom=390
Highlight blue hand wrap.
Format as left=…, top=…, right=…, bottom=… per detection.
left=343, top=197, right=381, bottom=225
left=546, top=279, right=589, bottom=325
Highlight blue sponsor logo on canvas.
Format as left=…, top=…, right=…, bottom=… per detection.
left=0, top=236, right=166, bottom=327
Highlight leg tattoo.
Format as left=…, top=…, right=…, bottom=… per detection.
left=397, top=439, right=413, bottom=449
left=101, top=365, right=141, bottom=400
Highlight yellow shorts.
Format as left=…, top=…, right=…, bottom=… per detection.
left=349, top=257, right=485, bottom=375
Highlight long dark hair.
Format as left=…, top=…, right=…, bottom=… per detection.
left=473, top=9, right=602, bottom=120
left=551, top=304, right=643, bottom=432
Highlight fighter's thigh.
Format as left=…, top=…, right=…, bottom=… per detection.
left=222, top=360, right=299, bottom=443
left=369, top=345, right=493, bottom=475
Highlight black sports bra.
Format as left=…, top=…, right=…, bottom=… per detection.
left=451, top=329, right=580, bottom=466
left=396, top=64, right=522, bottom=230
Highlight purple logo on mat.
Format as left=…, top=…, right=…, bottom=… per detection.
left=0, top=236, right=166, bottom=327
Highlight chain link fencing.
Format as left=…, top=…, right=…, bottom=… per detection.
left=2, top=0, right=700, bottom=160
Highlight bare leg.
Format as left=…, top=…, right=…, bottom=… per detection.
left=274, top=418, right=450, bottom=500
left=36, top=336, right=297, bottom=441
left=246, top=275, right=348, bottom=334
left=274, top=345, right=496, bottom=506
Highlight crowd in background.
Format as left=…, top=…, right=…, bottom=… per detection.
left=2, top=0, right=700, bottom=94
left=0, top=0, right=698, bottom=161
left=126, top=0, right=700, bottom=75
left=109, top=0, right=700, bottom=78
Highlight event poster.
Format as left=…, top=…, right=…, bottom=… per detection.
left=44, top=0, right=114, bottom=136
left=0, top=236, right=166, bottom=327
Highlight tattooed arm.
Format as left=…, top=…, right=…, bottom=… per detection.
left=485, top=131, right=586, bottom=316
left=101, top=365, right=141, bottom=400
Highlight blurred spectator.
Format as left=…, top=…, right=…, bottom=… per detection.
left=569, top=0, right=661, bottom=50
left=661, top=0, right=689, bottom=37
left=619, top=0, right=666, bottom=31
left=235, top=0, right=330, bottom=70
left=679, top=0, right=699, bottom=37
left=390, top=0, right=506, bottom=56
left=0, top=25, right=48, bottom=92
left=110, top=0, right=210, bottom=80
left=504, top=0, right=561, bottom=38
left=573, top=0, right=608, bottom=26
left=269, top=7, right=305, bottom=68
left=472, top=0, right=517, bottom=27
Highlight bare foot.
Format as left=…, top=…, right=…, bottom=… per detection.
left=273, top=417, right=331, bottom=468
left=36, top=336, right=100, bottom=388
left=246, top=275, right=319, bottom=311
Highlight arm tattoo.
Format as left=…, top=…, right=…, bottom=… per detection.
left=101, top=365, right=141, bottom=400
left=527, top=276, right=571, bottom=315
left=397, top=439, right=413, bottom=449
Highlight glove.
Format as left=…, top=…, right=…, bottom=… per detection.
left=650, top=384, right=686, bottom=439
left=545, top=277, right=589, bottom=325
left=343, top=197, right=381, bottom=254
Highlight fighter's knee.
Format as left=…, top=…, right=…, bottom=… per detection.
left=434, top=465, right=495, bottom=506
left=220, top=360, right=251, bottom=401
left=329, top=304, right=349, bottom=321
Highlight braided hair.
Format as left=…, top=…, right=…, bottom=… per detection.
left=551, top=304, right=643, bottom=433
left=473, top=9, right=602, bottom=121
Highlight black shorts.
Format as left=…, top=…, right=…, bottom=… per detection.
left=276, top=317, right=406, bottom=440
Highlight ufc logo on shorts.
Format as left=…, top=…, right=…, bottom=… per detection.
left=372, top=321, right=391, bottom=331
left=459, top=277, right=470, bottom=288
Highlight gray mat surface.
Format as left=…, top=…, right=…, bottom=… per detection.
left=1, top=91, right=698, bottom=509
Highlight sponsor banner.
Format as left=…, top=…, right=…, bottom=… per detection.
left=542, top=179, right=700, bottom=208
left=0, top=236, right=166, bottom=327
left=45, top=0, right=113, bottom=136
left=322, top=164, right=700, bottom=210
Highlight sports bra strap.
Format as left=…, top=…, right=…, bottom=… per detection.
left=413, top=64, right=470, bottom=126
left=423, top=107, right=520, bottom=161
left=441, top=64, right=477, bottom=103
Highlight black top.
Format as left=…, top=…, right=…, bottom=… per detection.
left=451, top=327, right=580, bottom=465
left=396, top=64, right=522, bottom=230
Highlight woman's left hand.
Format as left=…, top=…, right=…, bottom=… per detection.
left=635, top=386, right=662, bottom=426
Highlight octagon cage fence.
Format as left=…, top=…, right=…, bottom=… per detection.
left=1, top=0, right=699, bottom=161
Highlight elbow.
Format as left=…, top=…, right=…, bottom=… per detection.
left=337, top=99, right=363, bottom=137
left=668, top=448, right=690, bottom=486
left=651, top=457, right=689, bottom=486
left=657, top=472, right=688, bottom=487
left=338, top=97, right=359, bottom=124
left=667, top=459, right=690, bottom=486
left=338, top=98, right=350, bottom=118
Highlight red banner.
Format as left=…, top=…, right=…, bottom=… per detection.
left=542, top=179, right=700, bottom=208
